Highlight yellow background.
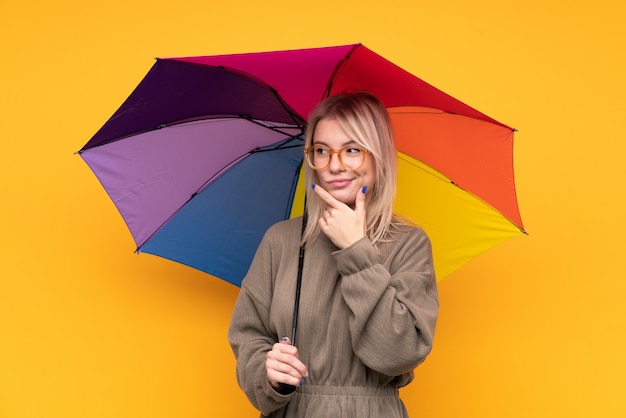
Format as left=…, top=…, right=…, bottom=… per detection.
left=1, top=0, right=625, bottom=416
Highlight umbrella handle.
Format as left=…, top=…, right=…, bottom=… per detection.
left=290, top=214, right=307, bottom=346
left=279, top=215, right=306, bottom=394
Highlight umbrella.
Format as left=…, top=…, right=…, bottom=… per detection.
left=78, top=43, right=525, bottom=287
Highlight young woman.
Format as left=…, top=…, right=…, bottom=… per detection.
left=229, top=91, right=438, bottom=417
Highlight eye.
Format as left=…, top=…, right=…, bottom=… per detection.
left=344, top=147, right=363, bottom=155
left=314, top=146, right=329, bottom=156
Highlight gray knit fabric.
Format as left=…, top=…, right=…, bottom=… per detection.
left=229, top=217, right=438, bottom=417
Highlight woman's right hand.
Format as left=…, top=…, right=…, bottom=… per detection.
left=266, top=337, right=309, bottom=390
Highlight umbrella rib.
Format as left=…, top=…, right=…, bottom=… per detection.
left=253, top=143, right=303, bottom=153
left=135, top=148, right=253, bottom=253
left=208, top=64, right=307, bottom=126
left=78, top=116, right=250, bottom=150
left=135, top=135, right=304, bottom=253
left=398, top=154, right=526, bottom=234
left=241, top=116, right=305, bottom=138
left=323, top=43, right=361, bottom=98
left=156, top=114, right=303, bottom=135
left=397, top=153, right=455, bottom=184
left=155, top=115, right=304, bottom=144
left=82, top=115, right=304, bottom=153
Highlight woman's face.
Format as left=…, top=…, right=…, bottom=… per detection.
left=312, top=118, right=376, bottom=207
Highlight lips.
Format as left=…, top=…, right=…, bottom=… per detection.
left=326, top=178, right=353, bottom=188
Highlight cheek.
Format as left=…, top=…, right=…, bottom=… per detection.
left=363, top=158, right=377, bottom=183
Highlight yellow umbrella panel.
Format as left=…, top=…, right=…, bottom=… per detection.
left=396, top=153, right=522, bottom=280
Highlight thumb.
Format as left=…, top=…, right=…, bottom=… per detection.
left=279, top=337, right=292, bottom=345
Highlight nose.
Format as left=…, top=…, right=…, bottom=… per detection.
left=328, top=151, right=345, bottom=172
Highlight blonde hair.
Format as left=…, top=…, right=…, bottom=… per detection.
left=302, top=91, right=398, bottom=245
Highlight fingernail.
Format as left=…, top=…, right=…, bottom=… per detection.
left=304, top=371, right=309, bottom=378
left=300, top=380, right=305, bottom=386
left=280, top=337, right=289, bottom=342
left=311, top=184, right=316, bottom=190
left=361, top=186, right=367, bottom=194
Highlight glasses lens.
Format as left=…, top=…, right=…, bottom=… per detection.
left=306, top=146, right=366, bottom=171
left=341, top=147, right=365, bottom=170
left=307, top=146, right=328, bottom=169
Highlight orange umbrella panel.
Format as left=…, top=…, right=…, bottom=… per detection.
left=390, top=106, right=524, bottom=231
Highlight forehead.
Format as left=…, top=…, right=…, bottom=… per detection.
left=312, top=118, right=355, bottom=146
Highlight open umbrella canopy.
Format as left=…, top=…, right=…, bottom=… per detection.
left=79, top=43, right=525, bottom=286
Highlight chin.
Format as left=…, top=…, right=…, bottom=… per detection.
left=330, top=192, right=356, bottom=206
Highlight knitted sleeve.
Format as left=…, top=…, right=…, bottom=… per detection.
left=334, top=226, right=438, bottom=376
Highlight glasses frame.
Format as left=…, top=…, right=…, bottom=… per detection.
left=304, top=145, right=369, bottom=171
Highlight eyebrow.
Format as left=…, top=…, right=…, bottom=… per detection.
left=312, top=140, right=358, bottom=147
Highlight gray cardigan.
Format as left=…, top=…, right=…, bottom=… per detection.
left=228, top=217, right=438, bottom=417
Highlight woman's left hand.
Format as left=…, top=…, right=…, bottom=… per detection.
left=312, top=184, right=367, bottom=250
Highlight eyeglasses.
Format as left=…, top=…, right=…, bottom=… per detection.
left=304, top=145, right=369, bottom=171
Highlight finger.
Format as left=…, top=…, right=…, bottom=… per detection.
left=267, top=368, right=304, bottom=388
left=312, top=184, right=343, bottom=209
left=266, top=358, right=303, bottom=388
left=276, top=342, right=308, bottom=376
left=267, top=351, right=301, bottom=374
left=267, top=344, right=309, bottom=384
left=318, top=214, right=329, bottom=233
left=273, top=341, right=299, bottom=357
left=319, top=208, right=336, bottom=231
